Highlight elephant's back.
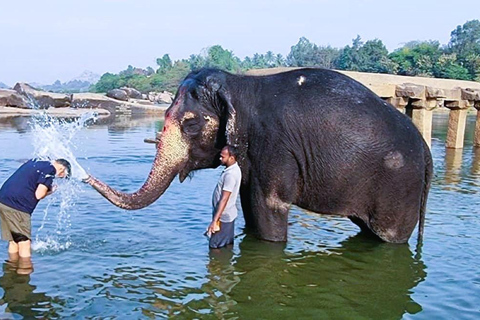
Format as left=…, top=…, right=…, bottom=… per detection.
left=253, top=68, right=422, bottom=149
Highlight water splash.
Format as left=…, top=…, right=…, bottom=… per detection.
left=29, top=111, right=97, bottom=253
left=30, top=112, right=97, bottom=180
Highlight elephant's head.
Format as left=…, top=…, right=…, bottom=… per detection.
left=85, top=69, right=238, bottom=209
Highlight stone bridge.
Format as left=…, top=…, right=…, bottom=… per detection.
left=246, top=68, right=480, bottom=149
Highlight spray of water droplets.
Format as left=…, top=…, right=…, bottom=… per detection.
left=29, top=111, right=97, bottom=253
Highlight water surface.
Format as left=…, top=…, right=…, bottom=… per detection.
left=0, top=113, right=478, bottom=319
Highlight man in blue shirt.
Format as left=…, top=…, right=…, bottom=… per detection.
left=0, top=159, right=71, bottom=258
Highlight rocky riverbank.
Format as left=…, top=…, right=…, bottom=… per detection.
left=0, top=83, right=170, bottom=118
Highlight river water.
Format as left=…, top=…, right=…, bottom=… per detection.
left=0, top=112, right=478, bottom=319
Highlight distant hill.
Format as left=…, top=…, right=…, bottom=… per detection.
left=0, top=82, right=9, bottom=89
left=41, top=79, right=93, bottom=93
left=72, top=70, right=101, bottom=84
left=36, top=71, right=101, bottom=93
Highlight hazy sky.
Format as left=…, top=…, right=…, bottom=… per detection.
left=0, top=0, right=478, bottom=86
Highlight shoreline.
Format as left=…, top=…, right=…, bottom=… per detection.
left=0, top=104, right=169, bottom=118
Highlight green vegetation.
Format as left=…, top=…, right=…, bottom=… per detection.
left=92, top=19, right=480, bottom=94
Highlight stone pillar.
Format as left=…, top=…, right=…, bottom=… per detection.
left=465, top=88, right=480, bottom=147
left=474, top=106, right=480, bottom=147
left=395, top=84, right=444, bottom=148
left=409, top=98, right=439, bottom=148
left=385, top=97, right=408, bottom=114
left=396, top=83, right=425, bottom=115
left=444, top=100, right=470, bottom=149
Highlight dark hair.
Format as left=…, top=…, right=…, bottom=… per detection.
left=56, top=158, right=72, bottom=179
left=223, top=145, right=239, bottom=160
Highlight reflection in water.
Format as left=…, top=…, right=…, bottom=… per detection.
left=444, top=148, right=463, bottom=185
left=77, top=234, right=426, bottom=319
left=202, top=248, right=240, bottom=317
left=0, top=260, right=61, bottom=318
left=471, top=147, right=480, bottom=176
left=0, top=116, right=31, bottom=133
left=222, top=234, right=426, bottom=319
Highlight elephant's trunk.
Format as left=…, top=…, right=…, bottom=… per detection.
left=85, top=120, right=189, bottom=210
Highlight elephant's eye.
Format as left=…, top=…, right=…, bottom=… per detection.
left=182, top=117, right=203, bottom=136
left=189, top=90, right=199, bottom=100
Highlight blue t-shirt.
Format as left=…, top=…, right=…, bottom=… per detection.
left=0, top=159, right=55, bottom=214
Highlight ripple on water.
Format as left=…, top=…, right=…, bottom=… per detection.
left=0, top=114, right=479, bottom=319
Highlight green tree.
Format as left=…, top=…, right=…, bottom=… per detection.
left=93, top=73, right=121, bottom=93
left=449, top=20, right=480, bottom=58
left=360, top=39, right=397, bottom=73
left=434, top=53, right=471, bottom=80
left=204, top=45, right=241, bottom=72
left=188, top=54, right=206, bottom=71
left=336, top=36, right=366, bottom=71
left=156, top=54, right=173, bottom=73
left=448, top=20, right=480, bottom=80
left=287, top=37, right=318, bottom=67
left=241, top=56, right=254, bottom=70
left=287, top=37, right=340, bottom=68
left=275, top=54, right=286, bottom=67
left=389, top=41, right=442, bottom=77
left=252, top=53, right=268, bottom=68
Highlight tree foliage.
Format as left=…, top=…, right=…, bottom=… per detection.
left=448, top=20, right=480, bottom=80
left=287, top=37, right=340, bottom=68
left=92, top=19, right=480, bottom=94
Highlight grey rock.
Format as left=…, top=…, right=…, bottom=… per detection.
left=0, top=89, right=30, bottom=108
left=106, top=89, right=128, bottom=101
left=120, top=87, right=142, bottom=99
left=13, top=82, right=72, bottom=108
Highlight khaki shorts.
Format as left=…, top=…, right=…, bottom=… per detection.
left=0, top=202, right=31, bottom=242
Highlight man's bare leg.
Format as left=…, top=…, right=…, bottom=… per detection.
left=18, top=240, right=31, bottom=258
left=17, top=256, right=33, bottom=275
left=8, top=241, right=18, bottom=254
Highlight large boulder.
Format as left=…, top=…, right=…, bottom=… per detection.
left=148, top=91, right=173, bottom=104
left=120, top=87, right=142, bottom=99
left=106, top=89, right=128, bottom=101
left=72, top=93, right=125, bottom=110
left=72, top=93, right=166, bottom=115
left=0, top=89, right=30, bottom=108
left=13, top=83, right=72, bottom=108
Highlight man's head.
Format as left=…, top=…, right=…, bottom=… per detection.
left=54, top=159, right=72, bottom=179
left=219, top=145, right=238, bottom=167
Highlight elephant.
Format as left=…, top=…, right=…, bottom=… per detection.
left=84, top=67, right=433, bottom=244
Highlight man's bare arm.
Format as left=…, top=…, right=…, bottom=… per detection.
left=35, top=184, right=50, bottom=200
left=208, top=190, right=232, bottom=233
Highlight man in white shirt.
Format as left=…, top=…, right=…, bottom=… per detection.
left=207, top=146, right=242, bottom=249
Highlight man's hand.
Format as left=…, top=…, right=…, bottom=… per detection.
left=206, top=220, right=221, bottom=236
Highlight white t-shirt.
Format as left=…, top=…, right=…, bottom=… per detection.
left=211, top=162, right=242, bottom=222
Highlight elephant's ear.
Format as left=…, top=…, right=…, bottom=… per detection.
left=217, top=88, right=237, bottom=146
left=206, top=76, right=237, bottom=147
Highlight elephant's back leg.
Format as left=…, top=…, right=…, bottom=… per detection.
left=368, top=169, right=425, bottom=243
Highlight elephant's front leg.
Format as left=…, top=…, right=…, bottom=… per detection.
left=249, top=179, right=292, bottom=242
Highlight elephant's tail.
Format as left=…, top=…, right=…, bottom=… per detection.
left=418, top=140, right=433, bottom=244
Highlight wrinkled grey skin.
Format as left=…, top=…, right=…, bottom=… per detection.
left=85, top=68, right=432, bottom=244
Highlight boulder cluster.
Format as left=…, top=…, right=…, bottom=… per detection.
left=0, top=83, right=173, bottom=112
left=106, top=87, right=173, bottom=104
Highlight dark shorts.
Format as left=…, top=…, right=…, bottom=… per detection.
left=209, top=220, right=235, bottom=249
left=0, top=202, right=31, bottom=242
